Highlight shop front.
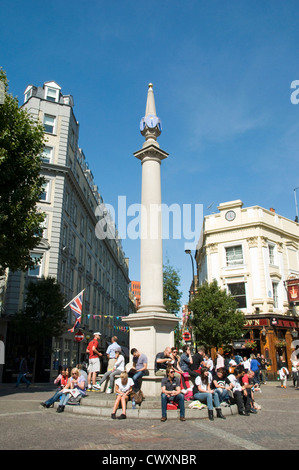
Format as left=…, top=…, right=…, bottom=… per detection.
left=241, top=316, right=299, bottom=380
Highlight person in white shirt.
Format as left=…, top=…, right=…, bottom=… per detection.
left=111, top=371, right=134, bottom=420
left=226, top=366, right=251, bottom=416
left=291, top=357, right=299, bottom=388
left=193, top=367, right=225, bottom=420
left=241, top=356, right=251, bottom=371
left=97, top=348, right=125, bottom=394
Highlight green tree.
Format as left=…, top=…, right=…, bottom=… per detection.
left=0, top=69, right=45, bottom=275
left=163, top=259, right=182, bottom=347
left=163, top=259, right=182, bottom=315
left=13, top=277, right=66, bottom=339
left=189, top=279, right=246, bottom=350
left=12, top=277, right=66, bottom=380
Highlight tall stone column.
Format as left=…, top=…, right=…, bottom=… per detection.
left=124, top=84, right=178, bottom=393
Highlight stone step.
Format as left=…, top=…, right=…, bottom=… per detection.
left=53, top=392, right=238, bottom=420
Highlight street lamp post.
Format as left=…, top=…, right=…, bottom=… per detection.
left=294, top=187, right=299, bottom=223
left=185, top=249, right=196, bottom=350
left=185, top=249, right=195, bottom=300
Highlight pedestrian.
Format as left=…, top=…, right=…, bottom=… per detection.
left=170, top=347, right=188, bottom=392
left=160, top=366, right=186, bottom=422
left=40, top=368, right=69, bottom=408
left=111, top=371, right=134, bottom=420
left=211, top=367, right=230, bottom=405
left=106, top=336, right=121, bottom=372
left=278, top=356, right=289, bottom=388
left=54, top=367, right=69, bottom=389
left=259, top=355, right=268, bottom=384
left=234, top=353, right=243, bottom=365
left=226, top=365, right=252, bottom=416
left=215, top=351, right=225, bottom=370
left=190, top=346, right=205, bottom=373
left=56, top=367, right=87, bottom=413
left=154, top=347, right=173, bottom=376
left=291, top=356, right=299, bottom=388
left=193, top=366, right=225, bottom=420
left=77, top=364, right=88, bottom=384
left=241, top=370, right=259, bottom=413
left=97, top=348, right=125, bottom=393
left=249, top=354, right=261, bottom=385
left=180, top=345, right=200, bottom=379
left=86, top=332, right=102, bottom=391
left=129, top=348, right=148, bottom=392
left=15, top=355, right=31, bottom=388
left=241, top=355, right=251, bottom=371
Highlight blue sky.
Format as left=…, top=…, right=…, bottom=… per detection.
left=2, top=0, right=299, bottom=308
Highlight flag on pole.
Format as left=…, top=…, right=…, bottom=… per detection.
left=64, top=289, right=84, bottom=333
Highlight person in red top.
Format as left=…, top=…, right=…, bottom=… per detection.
left=86, top=332, right=102, bottom=391
left=241, top=369, right=258, bottom=414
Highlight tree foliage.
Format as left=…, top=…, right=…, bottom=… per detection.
left=0, top=69, right=45, bottom=275
left=163, top=259, right=182, bottom=315
left=189, top=279, right=246, bottom=349
left=12, top=277, right=67, bottom=344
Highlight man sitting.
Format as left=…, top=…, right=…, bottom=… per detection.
left=129, top=348, right=148, bottom=392
left=226, top=365, right=252, bottom=416
left=155, top=347, right=173, bottom=376
left=161, top=366, right=186, bottom=422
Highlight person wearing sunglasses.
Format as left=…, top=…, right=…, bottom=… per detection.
left=160, top=366, right=186, bottom=422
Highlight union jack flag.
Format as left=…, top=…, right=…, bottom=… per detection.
left=64, top=290, right=84, bottom=333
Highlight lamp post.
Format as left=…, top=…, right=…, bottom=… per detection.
left=185, top=249, right=195, bottom=300
left=294, top=187, right=299, bottom=222
left=185, top=249, right=196, bottom=350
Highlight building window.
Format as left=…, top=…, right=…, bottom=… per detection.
left=71, top=235, right=76, bottom=256
left=61, top=260, right=66, bottom=283
left=41, top=146, right=53, bottom=163
left=79, top=244, right=84, bottom=265
left=272, top=282, right=279, bottom=308
left=24, top=87, right=32, bottom=102
left=40, top=180, right=50, bottom=202
left=45, top=87, right=58, bottom=102
left=87, top=255, right=91, bottom=273
left=43, top=114, right=56, bottom=134
left=225, top=245, right=244, bottom=266
left=227, top=282, right=247, bottom=308
left=80, top=216, right=85, bottom=236
left=269, top=245, right=275, bottom=265
left=28, top=252, right=43, bottom=277
left=65, top=190, right=70, bottom=214
left=62, top=224, right=68, bottom=247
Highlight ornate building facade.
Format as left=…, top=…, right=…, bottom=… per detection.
left=195, top=199, right=299, bottom=378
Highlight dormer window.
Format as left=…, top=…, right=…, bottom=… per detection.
left=43, top=81, right=61, bottom=103
left=24, top=85, right=33, bottom=103
left=45, top=86, right=59, bottom=102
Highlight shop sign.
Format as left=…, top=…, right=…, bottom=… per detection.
left=286, top=279, right=299, bottom=305
left=244, top=318, right=268, bottom=327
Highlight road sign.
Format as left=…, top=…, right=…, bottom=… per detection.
left=182, top=331, right=191, bottom=341
left=74, top=330, right=84, bottom=342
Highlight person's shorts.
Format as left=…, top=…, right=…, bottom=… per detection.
left=88, top=358, right=100, bottom=373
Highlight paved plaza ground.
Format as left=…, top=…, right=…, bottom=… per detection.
left=0, top=380, right=298, bottom=452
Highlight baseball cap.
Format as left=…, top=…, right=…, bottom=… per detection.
left=94, top=332, right=101, bottom=336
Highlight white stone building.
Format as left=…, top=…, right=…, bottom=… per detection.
left=195, top=199, right=299, bottom=375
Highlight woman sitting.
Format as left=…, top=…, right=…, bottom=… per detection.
left=40, top=367, right=70, bottom=408
left=111, top=371, right=134, bottom=420
left=56, top=367, right=87, bottom=413
left=193, top=366, right=225, bottom=420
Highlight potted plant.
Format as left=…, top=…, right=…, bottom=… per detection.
left=275, top=339, right=287, bottom=348
left=244, top=339, right=257, bottom=350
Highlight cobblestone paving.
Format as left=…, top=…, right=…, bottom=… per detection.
left=0, top=381, right=298, bottom=451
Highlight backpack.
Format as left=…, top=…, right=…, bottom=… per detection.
left=130, top=389, right=144, bottom=405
